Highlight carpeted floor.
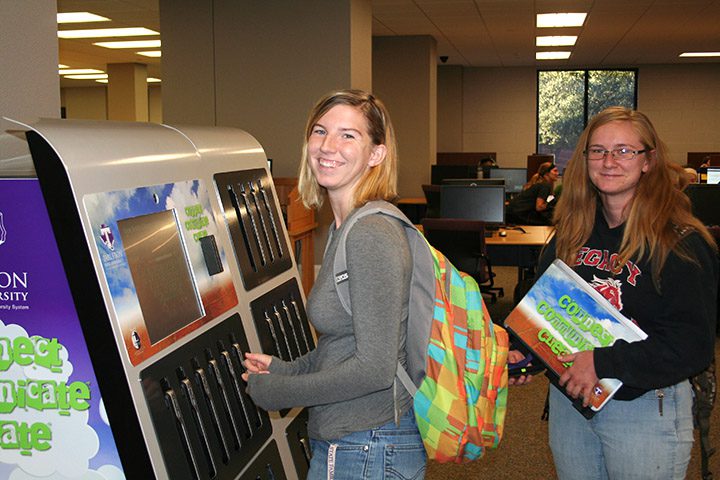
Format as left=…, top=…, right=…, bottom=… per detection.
left=426, top=266, right=719, bottom=480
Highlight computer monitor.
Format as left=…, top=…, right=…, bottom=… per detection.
left=489, top=168, right=528, bottom=194
left=441, top=178, right=505, bottom=187
left=685, top=184, right=720, bottom=226
left=706, top=167, right=720, bottom=184
left=431, top=165, right=477, bottom=185
left=440, top=184, right=506, bottom=224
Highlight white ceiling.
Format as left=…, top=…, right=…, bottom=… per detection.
left=57, top=0, right=720, bottom=88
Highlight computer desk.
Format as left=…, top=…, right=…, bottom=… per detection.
left=485, top=226, right=555, bottom=281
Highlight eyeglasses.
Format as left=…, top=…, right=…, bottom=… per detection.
left=584, top=147, right=647, bottom=161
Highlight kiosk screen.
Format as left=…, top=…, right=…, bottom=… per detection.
left=117, top=209, right=204, bottom=344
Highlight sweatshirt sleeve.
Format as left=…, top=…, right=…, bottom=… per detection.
left=594, top=233, right=718, bottom=389
left=246, top=216, right=411, bottom=411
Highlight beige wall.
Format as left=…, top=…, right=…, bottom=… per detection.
left=149, top=86, right=163, bottom=124
left=438, top=63, right=720, bottom=168
left=159, top=0, right=216, bottom=126
left=61, top=86, right=163, bottom=123
left=459, top=66, right=537, bottom=168
left=62, top=87, right=107, bottom=120
left=638, top=64, right=720, bottom=164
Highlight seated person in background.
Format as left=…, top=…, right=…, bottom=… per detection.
left=479, top=156, right=497, bottom=178
left=682, top=165, right=698, bottom=185
left=669, top=163, right=697, bottom=191
left=506, top=161, right=559, bottom=225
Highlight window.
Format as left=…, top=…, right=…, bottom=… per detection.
left=537, top=70, right=637, bottom=171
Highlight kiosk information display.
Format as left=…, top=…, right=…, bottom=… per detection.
left=0, top=178, right=126, bottom=479
left=2, top=119, right=314, bottom=479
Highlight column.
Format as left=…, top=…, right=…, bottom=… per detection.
left=107, top=63, right=149, bottom=121
left=1, top=0, right=59, bottom=131
left=373, top=35, right=438, bottom=197
left=160, top=0, right=372, bottom=178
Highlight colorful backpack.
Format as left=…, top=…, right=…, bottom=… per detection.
left=333, top=200, right=509, bottom=463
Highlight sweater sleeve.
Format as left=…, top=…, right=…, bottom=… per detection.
left=594, top=233, right=718, bottom=389
left=246, top=216, right=411, bottom=411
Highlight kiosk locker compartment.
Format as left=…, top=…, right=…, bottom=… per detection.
left=215, top=170, right=293, bottom=291
left=140, top=314, right=271, bottom=479
left=3, top=118, right=314, bottom=480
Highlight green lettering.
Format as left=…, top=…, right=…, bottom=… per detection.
left=185, top=204, right=203, bottom=217
left=32, top=337, right=63, bottom=373
left=0, top=338, right=10, bottom=371
left=0, top=380, right=14, bottom=414
left=184, top=216, right=209, bottom=231
left=0, top=420, right=52, bottom=456
left=13, top=337, right=34, bottom=366
left=68, top=381, right=91, bottom=411
left=31, top=423, right=51, bottom=452
left=0, top=336, right=65, bottom=373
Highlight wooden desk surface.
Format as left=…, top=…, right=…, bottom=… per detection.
left=397, top=197, right=427, bottom=205
left=485, top=226, right=555, bottom=246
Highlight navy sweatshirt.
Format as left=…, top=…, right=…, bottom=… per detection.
left=538, top=211, right=718, bottom=400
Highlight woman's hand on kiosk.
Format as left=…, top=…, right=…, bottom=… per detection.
left=242, top=352, right=272, bottom=381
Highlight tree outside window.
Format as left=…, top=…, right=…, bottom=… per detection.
left=538, top=70, right=637, bottom=171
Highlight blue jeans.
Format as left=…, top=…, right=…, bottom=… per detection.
left=307, top=409, right=426, bottom=480
left=549, top=381, right=694, bottom=480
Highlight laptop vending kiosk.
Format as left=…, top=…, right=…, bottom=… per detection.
left=4, top=119, right=313, bottom=479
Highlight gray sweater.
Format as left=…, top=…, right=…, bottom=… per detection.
left=246, top=208, right=413, bottom=440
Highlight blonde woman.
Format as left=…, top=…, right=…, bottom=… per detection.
left=243, top=90, right=426, bottom=479
left=540, top=107, right=718, bottom=479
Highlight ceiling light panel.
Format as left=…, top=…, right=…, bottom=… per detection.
left=536, top=36, right=577, bottom=47
left=94, top=40, right=162, bottom=49
left=679, top=52, right=720, bottom=57
left=63, top=74, right=109, bottom=80
left=536, top=51, right=572, bottom=60
left=58, top=68, right=105, bottom=75
left=537, top=13, right=587, bottom=28
left=58, top=28, right=159, bottom=39
left=137, top=51, right=162, bottom=58
left=57, top=12, right=110, bottom=23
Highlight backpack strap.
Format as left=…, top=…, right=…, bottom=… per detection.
left=332, top=200, right=434, bottom=391
left=333, top=200, right=415, bottom=313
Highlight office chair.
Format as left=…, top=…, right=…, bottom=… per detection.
left=421, top=218, right=504, bottom=304
left=421, top=184, right=441, bottom=218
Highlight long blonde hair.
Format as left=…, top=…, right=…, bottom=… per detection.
left=553, top=107, right=715, bottom=286
left=297, top=89, right=398, bottom=210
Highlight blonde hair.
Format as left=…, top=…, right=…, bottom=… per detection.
left=297, top=89, right=398, bottom=210
left=553, top=106, right=716, bottom=287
